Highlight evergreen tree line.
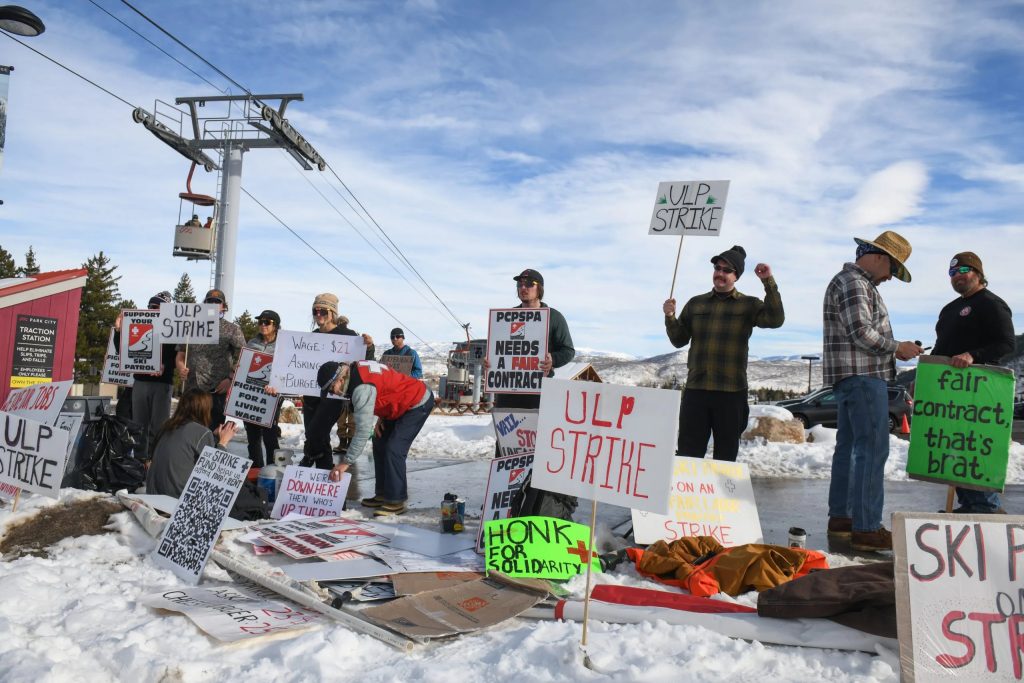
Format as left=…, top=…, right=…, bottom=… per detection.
left=0, top=244, right=260, bottom=385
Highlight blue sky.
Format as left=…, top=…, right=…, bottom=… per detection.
left=2, top=0, right=1023, bottom=360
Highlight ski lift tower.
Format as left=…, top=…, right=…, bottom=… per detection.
left=131, top=93, right=326, bottom=305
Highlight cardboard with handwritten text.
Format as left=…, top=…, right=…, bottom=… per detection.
left=269, top=330, right=366, bottom=397
left=483, top=516, right=601, bottom=579
left=270, top=465, right=350, bottom=519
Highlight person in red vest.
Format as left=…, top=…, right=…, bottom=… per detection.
left=319, top=360, right=433, bottom=516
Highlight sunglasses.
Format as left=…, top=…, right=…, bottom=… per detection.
left=312, top=308, right=331, bottom=316
left=713, top=265, right=736, bottom=275
left=516, top=279, right=537, bottom=288
left=948, top=265, right=972, bottom=277
left=204, top=297, right=223, bottom=304
left=258, top=319, right=275, bottom=326
left=391, top=335, right=404, bottom=339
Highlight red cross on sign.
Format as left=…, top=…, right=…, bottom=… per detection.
left=566, top=540, right=593, bottom=564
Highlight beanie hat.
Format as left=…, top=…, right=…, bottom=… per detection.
left=148, top=291, right=173, bottom=308
left=313, top=293, right=339, bottom=314
left=711, top=245, right=747, bottom=278
left=950, top=252, right=984, bottom=280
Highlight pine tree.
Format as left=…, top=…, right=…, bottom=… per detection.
left=0, top=245, right=16, bottom=278
left=173, top=272, right=196, bottom=303
left=117, top=298, right=137, bottom=310
left=75, top=251, right=122, bottom=383
left=234, top=309, right=258, bottom=341
left=18, top=245, right=40, bottom=276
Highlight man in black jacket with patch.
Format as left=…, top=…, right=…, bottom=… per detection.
left=932, top=251, right=1015, bottom=513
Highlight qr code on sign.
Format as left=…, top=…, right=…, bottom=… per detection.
left=156, top=477, right=232, bottom=576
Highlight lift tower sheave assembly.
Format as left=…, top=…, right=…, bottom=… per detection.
left=132, top=93, right=326, bottom=306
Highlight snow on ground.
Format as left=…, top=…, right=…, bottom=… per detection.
left=3, top=408, right=1020, bottom=681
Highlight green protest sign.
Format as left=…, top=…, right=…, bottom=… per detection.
left=906, top=357, right=1015, bottom=492
left=483, top=516, right=601, bottom=580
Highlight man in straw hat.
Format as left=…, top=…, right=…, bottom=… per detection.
left=823, top=230, right=923, bottom=551
left=932, top=251, right=1015, bottom=514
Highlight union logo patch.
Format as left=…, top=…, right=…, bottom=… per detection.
left=959, top=306, right=971, bottom=317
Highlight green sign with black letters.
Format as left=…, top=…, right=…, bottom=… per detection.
left=906, top=357, right=1014, bottom=492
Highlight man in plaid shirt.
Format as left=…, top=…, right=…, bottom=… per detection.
left=823, top=231, right=922, bottom=551
left=663, top=245, right=784, bottom=461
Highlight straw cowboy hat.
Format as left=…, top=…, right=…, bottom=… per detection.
left=854, top=230, right=912, bottom=282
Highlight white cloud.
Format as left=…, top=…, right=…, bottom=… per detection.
left=846, top=161, right=929, bottom=229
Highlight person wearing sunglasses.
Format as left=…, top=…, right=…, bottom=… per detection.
left=301, top=293, right=375, bottom=499
left=663, top=245, right=784, bottom=464
left=932, top=251, right=1014, bottom=514
left=112, top=290, right=177, bottom=461
left=381, top=327, right=423, bottom=379
left=174, top=288, right=246, bottom=431
left=242, top=309, right=283, bottom=469
left=823, top=231, right=923, bottom=552
left=489, top=268, right=577, bottom=521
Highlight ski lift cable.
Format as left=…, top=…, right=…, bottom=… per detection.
left=86, top=0, right=229, bottom=95
left=276, top=150, right=459, bottom=326
left=111, top=1, right=469, bottom=334
left=243, top=185, right=448, bottom=352
left=118, top=0, right=250, bottom=98
left=2, top=32, right=137, bottom=108
left=323, top=162, right=468, bottom=330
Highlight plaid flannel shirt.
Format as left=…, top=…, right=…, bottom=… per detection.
left=665, top=277, right=784, bottom=392
left=822, top=262, right=899, bottom=385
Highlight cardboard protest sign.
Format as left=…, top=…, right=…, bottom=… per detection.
left=54, top=411, right=84, bottom=463
left=485, top=308, right=549, bottom=395
left=477, top=452, right=534, bottom=553
left=531, top=379, right=679, bottom=514
left=270, top=465, right=349, bottom=519
left=483, top=516, right=601, bottom=580
left=630, top=457, right=762, bottom=546
left=269, top=330, right=366, bottom=396
left=379, top=353, right=414, bottom=376
left=100, top=329, right=134, bottom=387
left=119, top=310, right=162, bottom=374
left=893, top=511, right=1024, bottom=682
left=907, top=357, right=1015, bottom=492
left=492, top=408, right=538, bottom=458
left=224, top=348, right=281, bottom=427
left=158, top=302, right=221, bottom=344
left=0, top=380, right=73, bottom=426
left=0, top=411, right=71, bottom=498
left=648, top=180, right=730, bottom=236
left=141, top=579, right=324, bottom=642
left=255, top=517, right=385, bottom=559
left=10, top=314, right=58, bottom=388
left=151, top=446, right=251, bottom=583
left=363, top=573, right=549, bottom=640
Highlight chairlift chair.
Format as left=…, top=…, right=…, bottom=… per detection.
left=173, top=162, right=217, bottom=260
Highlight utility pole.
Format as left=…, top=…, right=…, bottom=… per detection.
left=132, top=94, right=326, bottom=305
left=801, top=355, right=819, bottom=394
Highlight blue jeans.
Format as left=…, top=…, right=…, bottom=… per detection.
left=828, top=376, right=890, bottom=532
left=955, top=487, right=1001, bottom=513
left=372, top=391, right=433, bottom=502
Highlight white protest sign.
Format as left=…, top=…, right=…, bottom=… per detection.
left=0, top=411, right=71, bottom=498
left=492, top=408, right=538, bottom=458
left=54, top=411, right=85, bottom=462
left=151, top=446, right=251, bottom=583
left=649, top=180, right=730, bottom=236
left=630, top=457, right=762, bottom=546
left=158, top=302, right=221, bottom=344
left=531, top=379, right=679, bottom=515
left=225, top=348, right=280, bottom=427
left=119, top=310, right=162, bottom=374
left=476, top=452, right=534, bottom=553
left=255, top=517, right=385, bottom=559
left=269, top=330, right=366, bottom=396
left=485, top=308, right=549, bottom=395
left=893, top=512, right=1024, bottom=682
left=0, top=380, right=74, bottom=426
left=140, top=580, right=324, bottom=642
left=101, top=329, right=134, bottom=386
left=271, top=465, right=350, bottom=519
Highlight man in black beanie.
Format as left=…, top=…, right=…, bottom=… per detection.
left=662, top=246, right=784, bottom=461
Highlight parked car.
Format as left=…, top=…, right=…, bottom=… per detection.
left=781, top=385, right=914, bottom=431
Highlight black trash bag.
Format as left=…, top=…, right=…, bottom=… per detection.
left=508, top=471, right=578, bottom=522
left=230, top=480, right=271, bottom=521
left=67, top=415, right=146, bottom=493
